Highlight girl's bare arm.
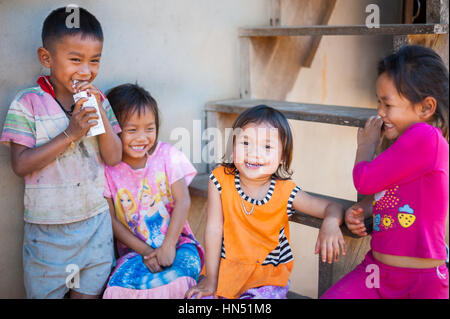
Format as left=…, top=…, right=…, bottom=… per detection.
left=203, top=179, right=223, bottom=286
left=10, top=138, right=73, bottom=177
left=106, top=197, right=154, bottom=256
left=152, top=178, right=191, bottom=267
left=292, top=190, right=344, bottom=223
left=292, top=190, right=346, bottom=263
left=106, top=197, right=161, bottom=272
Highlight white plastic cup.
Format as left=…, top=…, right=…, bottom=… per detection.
left=73, top=90, right=105, bottom=137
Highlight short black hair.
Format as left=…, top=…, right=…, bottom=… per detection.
left=222, top=105, right=294, bottom=180
left=378, top=45, right=449, bottom=141
left=106, top=83, right=160, bottom=152
left=41, top=6, right=103, bottom=50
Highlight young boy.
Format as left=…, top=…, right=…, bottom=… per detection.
left=0, top=7, right=122, bottom=298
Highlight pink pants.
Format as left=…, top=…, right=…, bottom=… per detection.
left=321, top=251, right=449, bottom=299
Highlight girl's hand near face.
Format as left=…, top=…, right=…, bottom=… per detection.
left=357, top=115, right=383, bottom=149
left=355, top=116, right=384, bottom=165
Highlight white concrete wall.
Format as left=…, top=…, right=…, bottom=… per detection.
left=0, top=0, right=270, bottom=298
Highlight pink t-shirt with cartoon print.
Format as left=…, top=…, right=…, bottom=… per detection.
left=353, top=122, right=449, bottom=260
left=104, top=141, right=204, bottom=264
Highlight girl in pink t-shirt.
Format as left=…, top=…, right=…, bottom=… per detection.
left=322, top=45, right=449, bottom=299
left=102, top=84, right=204, bottom=299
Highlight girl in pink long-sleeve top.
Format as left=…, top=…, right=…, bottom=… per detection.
left=322, top=45, right=449, bottom=299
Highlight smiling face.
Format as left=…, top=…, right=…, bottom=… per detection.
left=140, top=191, right=156, bottom=209
left=120, top=107, right=157, bottom=169
left=376, top=72, right=423, bottom=140
left=119, top=192, right=133, bottom=211
left=39, top=34, right=103, bottom=101
left=233, top=122, right=283, bottom=182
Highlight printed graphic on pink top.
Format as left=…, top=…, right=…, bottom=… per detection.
left=353, top=122, right=448, bottom=261
left=372, top=185, right=417, bottom=233
left=114, top=177, right=171, bottom=249
left=104, top=141, right=204, bottom=265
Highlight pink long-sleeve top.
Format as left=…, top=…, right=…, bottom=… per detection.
left=353, top=122, right=449, bottom=260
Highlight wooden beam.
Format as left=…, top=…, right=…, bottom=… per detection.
left=318, top=260, right=333, bottom=298
left=239, top=37, right=251, bottom=99
left=290, top=210, right=373, bottom=239
left=403, top=0, right=415, bottom=24
left=239, top=24, right=448, bottom=37
left=188, top=173, right=373, bottom=239
left=393, top=35, right=409, bottom=51
left=188, top=172, right=210, bottom=198
left=205, top=99, right=377, bottom=128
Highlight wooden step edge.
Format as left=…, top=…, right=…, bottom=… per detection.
left=287, top=291, right=312, bottom=299
left=290, top=211, right=373, bottom=239
left=205, top=99, right=377, bottom=128
left=189, top=173, right=210, bottom=198
left=189, top=173, right=373, bottom=239
left=239, top=23, right=449, bottom=37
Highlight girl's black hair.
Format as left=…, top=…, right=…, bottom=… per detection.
left=377, top=45, right=449, bottom=141
left=221, top=105, right=293, bottom=180
left=42, top=7, right=103, bottom=50
left=106, top=83, right=160, bottom=153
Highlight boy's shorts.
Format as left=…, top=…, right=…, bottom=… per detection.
left=23, top=209, right=115, bottom=298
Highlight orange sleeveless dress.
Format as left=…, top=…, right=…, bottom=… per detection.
left=210, top=165, right=300, bottom=298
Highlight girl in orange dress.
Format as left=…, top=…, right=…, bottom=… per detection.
left=186, top=105, right=346, bottom=299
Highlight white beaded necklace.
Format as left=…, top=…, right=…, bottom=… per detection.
left=240, top=197, right=255, bottom=215
left=239, top=178, right=272, bottom=216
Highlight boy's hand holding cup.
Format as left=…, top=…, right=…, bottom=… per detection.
left=64, top=94, right=99, bottom=143
left=71, top=80, right=106, bottom=137
left=66, top=94, right=98, bottom=142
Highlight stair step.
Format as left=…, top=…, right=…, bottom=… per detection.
left=287, top=291, right=312, bottom=299
left=189, top=173, right=210, bottom=198
left=189, top=174, right=372, bottom=238
left=206, top=99, right=377, bottom=128
left=239, top=23, right=448, bottom=37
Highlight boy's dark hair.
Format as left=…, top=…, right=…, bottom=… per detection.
left=42, top=6, right=103, bottom=50
left=378, top=45, right=449, bottom=141
left=106, top=83, right=160, bottom=153
left=222, top=105, right=293, bottom=180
